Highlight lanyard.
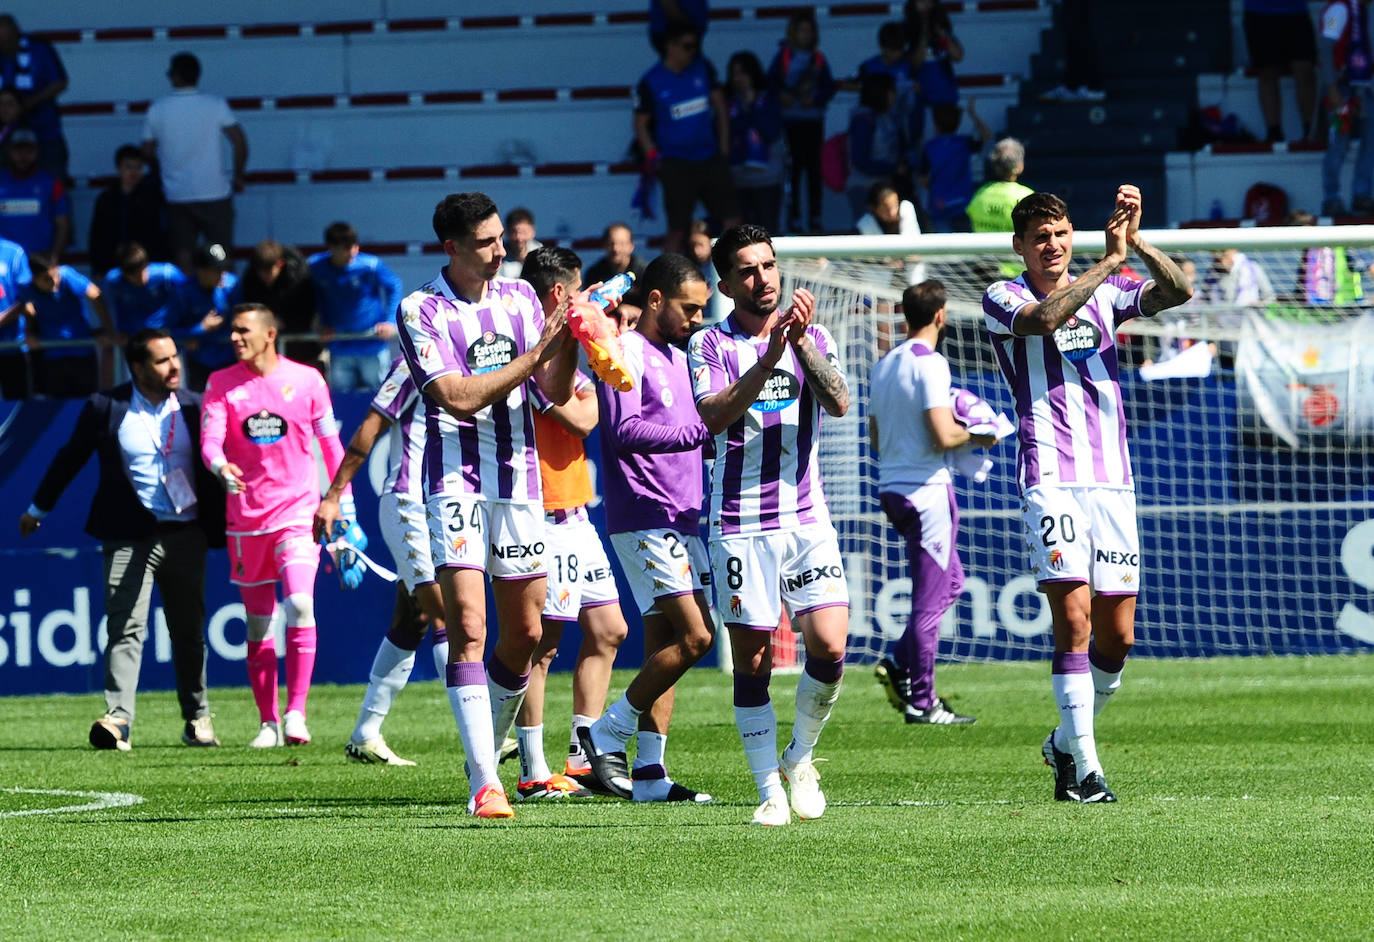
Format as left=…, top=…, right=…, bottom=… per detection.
left=133, top=390, right=178, bottom=460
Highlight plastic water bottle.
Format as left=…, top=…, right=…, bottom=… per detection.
left=1208, top=199, right=1224, bottom=221
left=588, top=272, right=635, bottom=310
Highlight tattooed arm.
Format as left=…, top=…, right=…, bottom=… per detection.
left=792, top=332, right=849, bottom=417
left=1121, top=185, right=1194, bottom=316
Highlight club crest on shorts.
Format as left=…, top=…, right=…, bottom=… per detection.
left=1049, top=548, right=1064, bottom=569
left=729, top=595, right=742, bottom=616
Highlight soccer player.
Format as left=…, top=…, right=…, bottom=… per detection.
left=869, top=280, right=998, bottom=725
left=686, top=224, right=850, bottom=826
left=982, top=185, right=1191, bottom=803
left=507, top=246, right=631, bottom=801
left=201, top=303, right=353, bottom=748
left=579, top=252, right=716, bottom=803
left=314, top=355, right=446, bottom=767
left=396, top=192, right=577, bottom=819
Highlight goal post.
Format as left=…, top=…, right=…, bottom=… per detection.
left=771, top=225, right=1374, bottom=664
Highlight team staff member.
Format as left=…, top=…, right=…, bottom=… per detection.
left=19, top=328, right=226, bottom=750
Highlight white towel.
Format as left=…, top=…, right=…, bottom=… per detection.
left=946, top=387, right=1014, bottom=483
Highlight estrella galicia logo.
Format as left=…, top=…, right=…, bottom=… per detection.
left=243, top=410, right=287, bottom=444
left=1053, top=315, right=1102, bottom=362
left=466, top=330, right=516, bottom=374
left=750, top=368, right=799, bottom=412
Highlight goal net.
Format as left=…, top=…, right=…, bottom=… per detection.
left=773, top=226, right=1374, bottom=664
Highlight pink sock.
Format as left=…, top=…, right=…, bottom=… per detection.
left=285, top=624, right=317, bottom=717
left=246, top=639, right=280, bottom=723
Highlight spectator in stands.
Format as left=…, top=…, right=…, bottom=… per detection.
left=918, top=100, right=988, bottom=233
left=0, top=15, right=68, bottom=179
left=308, top=221, right=403, bottom=392
left=686, top=219, right=729, bottom=323
left=635, top=20, right=740, bottom=254
left=584, top=222, right=648, bottom=287
left=1282, top=208, right=1374, bottom=308
left=726, top=50, right=784, bottom=233
left=19, top=252, right=114, bottom=398
left=968, top=138, right=1034, bottom=233
left=0, top=128, right=69, bottom=257
left=88, top=145, right=169, bottom=281
left=856, top=179, right=926, bottom=287
left=1244, top=1, right=1319, bottom=143
left=1320, top=1, right=1374, bottom=216
left=0, top=233, right=29, bottom=397
left=1205, top=248, right=1276, bottom=307
left=141, top=52, right=248, bottom=274
left=0, top=87, right=24, bottom=169
left=848, top=72, right=908, bottom=219
left=498, top=207, right=541, bottom=278
left=233, top=239, right=318, bottom=370
left=904, top=0, right=965, bottom=131
left=104, top=242, right=187, bottom=337
left=176, top=243, right=237, bottom=391
left=649, top=0, right=709, bottom=54
left=855, top=22, right=921, bottom=159
left=1039, top=0, right=1106, bottom=102
left=769, top=12, right=836, bottom=234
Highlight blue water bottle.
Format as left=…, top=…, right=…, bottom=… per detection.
left=588, top=272, right=635, bottom=310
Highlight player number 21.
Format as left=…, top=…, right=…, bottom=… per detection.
left=1040, top=514, right=1075, bottom=547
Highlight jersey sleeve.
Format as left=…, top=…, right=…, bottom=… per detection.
left=309, top=370, right=347, bottom=483
left=915, top=355, right=952, bottom=411
left=368, top=357, right=414, bottom=423
left=396, top=290, right=463, bottom=390
left=983, top=280, right=1034, bottom=337
left=200, top=374, right=228, bottom=469
left=686, top=326, right=728, bottom=402
left=1104, top=274, right=1149, bottom=326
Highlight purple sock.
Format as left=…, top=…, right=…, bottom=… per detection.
left=1051, top=651, right=1090, bottom=674
left=803, top=655, right=844, bottom=685
left=445, top=660, right=486, bottom=687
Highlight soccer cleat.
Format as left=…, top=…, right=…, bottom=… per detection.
left=89, top=714, right=131, bottom=751
left=874, top=657, right=913, bottom=713
left=182, top=715, right=220, bottom=747
left=567, top=299, right=634, bottom=392
left=751, top=793, right=791, bottom=826
left=345, top=736, right=416, bottom=766
left=517, top=772, right=592, bottom=801
left=631, top=778, right=714, bottom=803
left=498, top=736, right=519, bottom=765
left=1076, top=771, right=1118, bottom=804
left=904, top=697, right=976, bottom=725
left=563, top=758, right=600, bottom=793
left=575, top=727, right=633, bottom=800
left=283, top=710, right=311, bottom=745
left=471, top=783, right=515, bottom=818
left=779, top=757, right=826, bottom=820
left=1042, top=731, right=1080, bottom=802
left=250, top=721, right=283, bottom=748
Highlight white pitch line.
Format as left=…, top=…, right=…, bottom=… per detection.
left=1, top=787, right=145, bottom=817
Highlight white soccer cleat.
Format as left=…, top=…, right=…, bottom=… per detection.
left=779, top=757, right=827, bottom=820
left=751, top=793, right=791, bottom=826
left=250, top=721, right=283, bottom=748
left=345, top=736, right=416, bottom=766
left=283, top=710, right=311, bottom=746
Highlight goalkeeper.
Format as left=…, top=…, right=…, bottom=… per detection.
left=201, top=303, right=355, bottom=750
left=981, top=185, right=1191, bottom=804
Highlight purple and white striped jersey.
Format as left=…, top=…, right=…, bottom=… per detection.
left=982, top=273, right=1148, bottom=491
left=369, top=357, right=425, bottom=499
left=687, top=315, right=844, bottom=535
left=396, top=271, right=543, bottom=503
left=869, top=337, right=953, bottom=491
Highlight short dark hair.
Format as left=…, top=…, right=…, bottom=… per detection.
left=250, top=239, right=285, bottom=270
left=27, top=250, right=56, bottom=272
left=168, top=52, right=201, bottom=85
left=867, top=179, right=899, bottom=208
left=1011, top=192, right=1070, bottom=240
left=231, top=302, right=279, bottom=331
left=324, top=221, right=357, bottom=247
left=931, top=103, right=961, bottom=134
left=117, top=241, right=149, bottom=272
left=711, top=224, right=773, bottom=281
left=125, top=327, right=172, bottom=369
left=859, top=72, right=895, bottom=112
left=433, top=192, right=499, bottom=243
left=726, top=51, right=767, bottom=98
left=521, top=245, right=582, bottom=298
left=603, top=221, right=632, bottom=243
left=641, top=252, right=706, bottom=301
left=113, top=144, right=143, bottom=167
left=662, top=19, right=701, bottom=50
left=878, top=21, right=906, bottom=50
left=901, top=280, right=947, bottom=331
left=505, top=206, right=535, bottom=229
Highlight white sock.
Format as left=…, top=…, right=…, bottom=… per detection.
left=431, top=639, right=450, bottom=677
left=781, top=671, right=842, bottom=767
left=590, top=695, right=638, bottom=754
left=734, top=702, right=783, bottom=802
left=1052, top=672, right=1100, bottom=781
left=633, top=731, right=667, bottom=772
left=447, top=682, right=497, bottom=797
left=569, top=712, right=596, bottom=766
left=1091, top=662, right=1123, bottom=717
left=353, top=638, right=415, bottom=743
left=517, top=724, right=551, bottom=783
left=488, top=675, right=528, bottom=768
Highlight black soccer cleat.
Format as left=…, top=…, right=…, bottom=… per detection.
left=1042, top=731, right=1080, bottom=802
left=575, top=727, right=632, bottom=800
left=904, top=697, right=976, bottom=725
left=1076, top=771, right=1117, bottom=804
left=874, top=657, right=913, bottom=713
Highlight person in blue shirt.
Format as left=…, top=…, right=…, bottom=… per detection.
left=20, top=252, right=114, bottom=398
left=768, top=12, right=837, bottom=234
left=848, top=72, right=910, bottom=220
left=175, top=242, right=238, bottom=390
left=0, top=129, right=70, bottom=256
left=308, top=221, right=403, bottom=392
left=857, top=22, right=922, bottom=166
left=725, top=50, right=784, bottom=232
left=0, top=15, right=69, bottom=179
left=103, top=241, right=187, bottom=337
left=0, top=234, right=32, bottom=398
left=918, top=100, right=988, bottom=233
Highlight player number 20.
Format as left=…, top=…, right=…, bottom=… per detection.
left=1040, top=514, right=1075, bottom=547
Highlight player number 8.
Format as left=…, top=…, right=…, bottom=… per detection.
left=726, top=556, right=744, bottom=589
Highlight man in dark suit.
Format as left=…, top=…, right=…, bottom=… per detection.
left=19, top=327, right=227, bottom=750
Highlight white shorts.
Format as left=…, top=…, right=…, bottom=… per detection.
left=1021, top=485, right=1140, bottom=595
left=379, top=491, right=436, bottom=590
left=426, top=493, right=547, bottom=580
left=542, top=507, right=620, bottom=620
left=609, top=528, right=711, bottom=616
left=709, top=524, right=849, bottom=630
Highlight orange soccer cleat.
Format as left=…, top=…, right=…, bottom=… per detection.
left=471, top=783, right=515, bottom=819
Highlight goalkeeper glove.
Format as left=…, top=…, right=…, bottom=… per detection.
left=327, top=495, right=368, bottom=590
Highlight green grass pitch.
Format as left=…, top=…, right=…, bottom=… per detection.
left=2, top=655, right=1372, bottom=941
